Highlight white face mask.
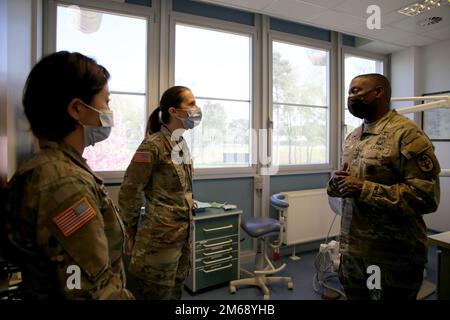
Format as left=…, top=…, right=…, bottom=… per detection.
left=175, top=107, right=202, bottom=130
left=83, top=126, right=111, bottom=147
left=78, top=100, right=114, bottom=146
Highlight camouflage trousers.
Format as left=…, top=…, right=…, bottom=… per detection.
left=338, top=254, right=424, bottom=300
left=134, top=240, right=191, bottom=300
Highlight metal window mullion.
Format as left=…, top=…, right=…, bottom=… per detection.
left=196, top=96, right=250, bottom=104
left=273, top=102, right=328, bottom=109
left=110, top=91, right=146, bottom=96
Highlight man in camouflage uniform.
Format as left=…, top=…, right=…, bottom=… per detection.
left=119, top=124, right=194, bottom=300
left=1, top=51, right=133, bottom=299
left=328, top=73, right=440, bottom=300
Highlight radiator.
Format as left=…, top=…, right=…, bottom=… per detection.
left=280, top=188, right=340, bottom=245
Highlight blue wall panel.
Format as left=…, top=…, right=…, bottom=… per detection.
left=342, top=34, right=356, bottom=47
left=270, top=18, right=331, bottom=42
left=126, top=0, right=151, bottom=7
left=173, top=0, right=254, bottom=26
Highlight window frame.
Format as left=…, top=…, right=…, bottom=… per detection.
left=169, top=10, right=259, bottom=178
left=44, top=0, right=157, bottom=184
left=43, top=1, right=391, bottom=181
left=268, top=30, right=333, bottom=174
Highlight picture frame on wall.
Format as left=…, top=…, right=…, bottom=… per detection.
left=422, top=90, right=450, bottom=141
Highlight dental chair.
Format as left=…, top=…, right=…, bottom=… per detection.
left=229, top=193, right=293, bottom=300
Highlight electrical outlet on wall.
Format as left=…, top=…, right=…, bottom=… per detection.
left=254, top=175, right=263, bottom=191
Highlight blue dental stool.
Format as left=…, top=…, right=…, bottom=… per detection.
left=229, top=193, right=293, bottom=300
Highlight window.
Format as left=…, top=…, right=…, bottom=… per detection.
left=272, top=40, right=330, bottom=166
left=343, top=54, right=384, bottom=138
left=174, top=24, right=252, bottom=168
left=56, top=4, right=148, bottom=171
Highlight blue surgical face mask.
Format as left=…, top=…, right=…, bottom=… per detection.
left=78, top=100, right=114, bottom=146
left=175, top=107, right=202, bottom=130
left=83, top=126, right=112, bottom=147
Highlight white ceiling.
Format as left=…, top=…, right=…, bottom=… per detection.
left=196, top=0, right=450, bottom=54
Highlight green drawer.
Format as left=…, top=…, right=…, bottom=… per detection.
left=195, top=215, right=239, bottom=241
left=197, top=251, right=235, bottom=269
left=195, top=259, right=239, bottom=291
left=196, top=249, right=238, bottom=266
left=196, top=239, right=238, bottom=260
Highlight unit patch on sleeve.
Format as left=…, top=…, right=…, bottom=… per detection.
left=416, top=154, right=434, bottom=172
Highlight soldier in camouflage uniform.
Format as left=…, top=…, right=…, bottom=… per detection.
left=118, top=86, right=201, bottom=300
left=328, top=74, right=440, bottom=300
left=1, top=51, right=133, bottom=299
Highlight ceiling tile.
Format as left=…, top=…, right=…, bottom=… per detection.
left=423, top=25, right=450, bottom=40
left=374, top=0, right=431, bottom=13
left=355, top=40, right=406, bottom=54
left=334, top=0, right=425, bottom=16
left=381, top=10, right=409, bottom=26
left=333, top=0, right=371, bottom=18
left=362, top=25, right=439, bottom=47
left=265, top=0, right=327, bottom=22
left=365, top=25, right=414, bottom=42
left=390, top=6, right=450, bottom=34
left=402, top=34, right=441, bottom=46
left=197, top=0, right=445, bottom=52
left=311, top=10, right=366, bottom=32
left=297, top=0, right=347, bottom=9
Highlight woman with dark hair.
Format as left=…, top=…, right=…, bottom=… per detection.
left=2, top=51, right=133, bottom=299
left=118, top=86, right=202, bottom=299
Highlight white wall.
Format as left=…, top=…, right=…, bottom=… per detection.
left=5, top=0, right=37, bottom=178
left=421, top=40, right=450, bottom=232
left=390, top=47, right=422, bottom=120
left=422, top=40, right=450, bottom=94
left=391, top=40, right=450, bottom=232
left=0, top=0, right=8, bottom=186
left=391, top=47, right=419, bottom=109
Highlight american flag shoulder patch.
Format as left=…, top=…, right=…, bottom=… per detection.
left=134, top=151, right=151, bottom=163
left=52, top=197, right=97, bottom=237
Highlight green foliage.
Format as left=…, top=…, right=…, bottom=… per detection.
left=272, top=50, right=327, bottom=164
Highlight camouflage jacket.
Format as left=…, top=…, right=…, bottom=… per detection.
left=328, top=110, right=440, bottom=264
left=2, top=140, right=133, bottom=299
left=118, top=126, right=193, bottom=275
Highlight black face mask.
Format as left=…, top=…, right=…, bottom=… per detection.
left=347, top=89, right=377, bottom=119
